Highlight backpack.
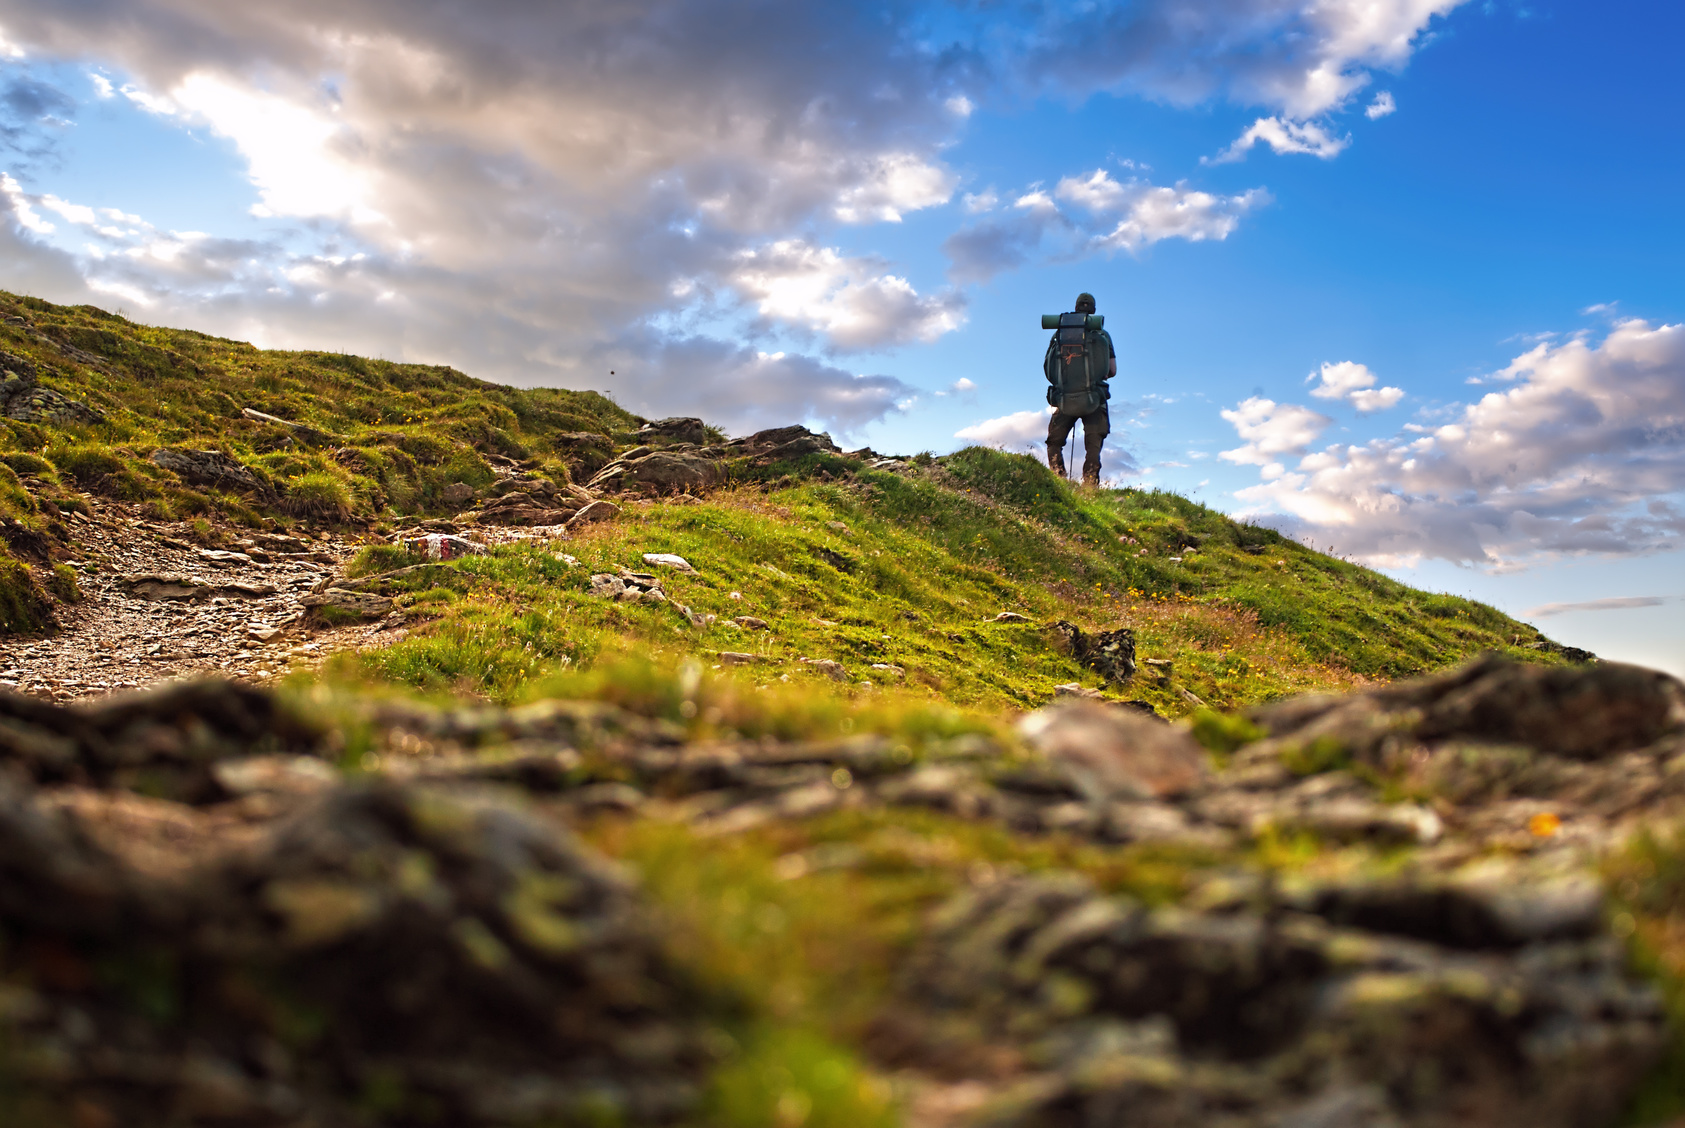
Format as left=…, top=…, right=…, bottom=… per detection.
left=1043, top=312, right=1112, bottom=417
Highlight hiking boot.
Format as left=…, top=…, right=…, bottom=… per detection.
left=1081, top=458, right=1101, bottom=488
left=1047, top=446, right=1068, bottom=478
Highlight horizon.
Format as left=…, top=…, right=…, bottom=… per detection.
left=0, top=0, right=1679, bottom=675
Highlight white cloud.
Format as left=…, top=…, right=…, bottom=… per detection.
left=1020, top=0, right=1466, bottom=121
left=1366, top=91, right=1397, bottom=119
left=962, top=190, right=998, bottom=214
left=0, top=173, right=52, bottom=233
left=1229, top=320, right=1685, bottom=568
left=946, top=169, right=1266, bottom=281
left=1211, top=117, right=1349, bottom=163
left=1219, top=396, right=1333, bottom=472
left=729, top=239, right=965, bottom=351
left=833, top=153, right=954, bottom=224
left=1526, top=596, right=1668, bottom=618
left=88, top=72, right=113, bottom=98
left=956, top=407, right=1052, bottom=450
left=1306, top=360, right=1404, bottom=412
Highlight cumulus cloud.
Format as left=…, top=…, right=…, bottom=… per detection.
left=1219, top=397, right=1333, bottom=474
left=1306, top=360, right=1404, bottom=412
left=728, top=239, right=965, bottom=352
left=1211, top=116, right=1349, bottom=163
left=1014, top=0, right=1466, bottom=120
left=945, top=169, right=1266, bottom=282
left=1366, top=91, right=1397, bottom=119
left=1227, top=320, right=1685, bottom=567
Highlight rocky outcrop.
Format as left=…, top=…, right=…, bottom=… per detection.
left=588, top=448, right=727, bottom=495
left=630, top=417, right=710, bottom=445
left=149, top=447, right=271, bottom=495
left=0, top=351, right=106, bottom=425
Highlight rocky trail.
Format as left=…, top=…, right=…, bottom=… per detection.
left=0, top=501, right=367, bottom=700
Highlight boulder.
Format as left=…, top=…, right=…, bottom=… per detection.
left=0, top=354, right=105, bottom=425
left=799, top=658, right=848, bottom=682
left=565, top=500, right=621, bottom=529
left=1248, top=654, right=1685, bottom=763
left=149, top=448, right=270, bottom=495
left=633, top=417, right=710, bottom=445
left=1018, top=699, right=1209, bottom=800
left=643, top=552, right=695, bottom=572
left=589, top=451, right=724, bottom=496
left=1048, top=620, right=1138, bottom=684
left=441, top=481, right=478, bottom=507
left=301, top=588, right=395, bottom=623
left=0, top=765, right=711, bottom=1124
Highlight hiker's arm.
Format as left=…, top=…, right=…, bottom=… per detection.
left=1109, top=357, right=1117, bottom=377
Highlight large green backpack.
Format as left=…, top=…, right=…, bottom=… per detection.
left=1043, top=312, right=1112, bottom=417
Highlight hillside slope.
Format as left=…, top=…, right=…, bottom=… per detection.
left=0, top=290, right=1578, bottom=717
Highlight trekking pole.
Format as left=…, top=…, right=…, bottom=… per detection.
left=1068, top=433, right=1076, bottom=481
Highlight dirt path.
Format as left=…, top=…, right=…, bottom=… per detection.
left=0, top=500, right=391, bottom=701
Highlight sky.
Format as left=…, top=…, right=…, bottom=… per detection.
left=0, top=0, right=1681, bottom=675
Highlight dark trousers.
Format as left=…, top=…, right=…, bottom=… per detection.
left=1047, top=404, right=1109, bottom=481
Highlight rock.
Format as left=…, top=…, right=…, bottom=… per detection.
left=1053, top=683, right=1104, bottom=700
left=643, top=552, right=695, bottom=572
left=565, top=499, right=621, bottom=528
left=149, top=448, right=270, bottom=494
left=588, top=573, right=627, bottom=598
left=401, top=532, right=487, bottom=560
left=1249, top=654, right=1685, bottom=764
left=1048, top=621, right=1138, bottom=684
left=119, top=573, right=208, bottom=600
left=633, top=417, right=709, bottom=445
left=909, top=872, right=1665, bottom=1128
left=0, top=767, right=712, bottom=1124
left=300, top=588, right=394, bottom=623
left=718, top=652, right=768, bottom=666
left=732, top=616, right=769, bottom=631
left=247, top=625, right=281, bottom=642
left=799, top=658, right=849, bottom=682
left=589, top=452, right=723, bottom=496
left=196, top=548, right=253, bottom=565
left=239, top=406, right=334, bottom=446
left=991, top=611, right=1032, bottom=623
left=870, top=663, right=905, bottom=680
left=441, top=481, right=478, bottom=506
left=736, top=425, right=840, bottom=459
left=0, top=356, right=105, bottom=424
left=1019, top=700, right=1209, bottom=800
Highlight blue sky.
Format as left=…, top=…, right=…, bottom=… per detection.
left=1, top=0, right=1681, bottom=674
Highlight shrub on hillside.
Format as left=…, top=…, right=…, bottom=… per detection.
left=47, top=443, right=155, bottom=500
left=0, top=555, right=52, bottom=632
left=284, top=471, right=353, bottom=521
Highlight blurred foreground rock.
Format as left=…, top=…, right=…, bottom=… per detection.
left=0, top=683, right=711, bottom=1126
left=1, top=655, right=1683, bottom=1126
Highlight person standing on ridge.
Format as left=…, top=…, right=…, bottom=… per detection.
left=1043, top=292, right=1115, bottom=487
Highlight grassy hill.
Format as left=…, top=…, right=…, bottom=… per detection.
left=0, top=288, right=1571, bottom=717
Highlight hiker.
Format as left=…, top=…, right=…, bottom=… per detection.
left=1043, top=291, right=1115, bottom=486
